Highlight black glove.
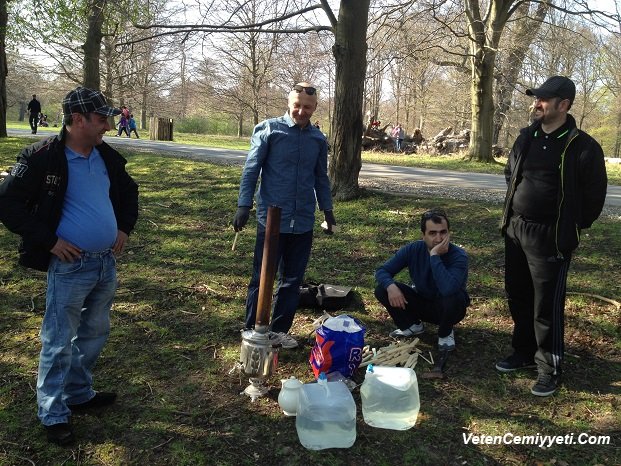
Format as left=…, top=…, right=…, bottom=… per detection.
left=233, top=206, right=250, bottom=232
left=323, top=210, right=336, bottom=235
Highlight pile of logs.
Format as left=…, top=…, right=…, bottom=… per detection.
left=418, top=127, right=470, bottom=155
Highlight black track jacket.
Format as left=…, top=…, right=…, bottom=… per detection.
left=501, top=114, right=607, bottom=257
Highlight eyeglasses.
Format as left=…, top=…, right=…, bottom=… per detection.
left=293, top=85, right=316, bottom=95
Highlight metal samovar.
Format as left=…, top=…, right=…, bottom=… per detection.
left=240, top=205, right=281, bottom=400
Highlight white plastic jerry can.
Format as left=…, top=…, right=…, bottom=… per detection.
left=360, top=364, right=420, bottom=430
left=295, top=373, right=357, bottom=450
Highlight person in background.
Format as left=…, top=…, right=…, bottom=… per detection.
left=497, top=76, right=607, bottom=397
left=0, top=87, right=139, bottom=445
left=128, top=114, right=139, bottom=138
left=27, top=94, right=42, bottom=134
left=375, top=209, right=470, bottom=351
left=232, top=82, right=336, bottom=349
left=116, top=114, right=129, bottom=137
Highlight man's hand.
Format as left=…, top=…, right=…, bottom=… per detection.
left=430, top=234, right=450, bottom=256
left=112, top=230, right=129, bottom=255
left=387, top=283, right=407, bottom=310
left=233, top=206, right=250, bottom=232
left=50, top=238, right=82, bottom=262
left=322, top=210, right=337, bottom=235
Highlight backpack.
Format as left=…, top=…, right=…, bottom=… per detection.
left=298, top=283, right=353, bottom=310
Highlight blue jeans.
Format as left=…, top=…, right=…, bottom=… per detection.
left=37, top=250, right=117, bottom=426
left=245, top=225, right=313, bottom=333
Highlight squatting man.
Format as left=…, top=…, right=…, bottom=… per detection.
left=374, top=209, right=470, bottom=351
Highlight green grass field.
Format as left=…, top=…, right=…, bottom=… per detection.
left=0, top=137, right=619, bottom=465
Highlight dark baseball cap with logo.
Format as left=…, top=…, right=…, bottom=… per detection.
left=62, top=87, right=121, bottom=117
left=526, top=76, right=576, bottom=104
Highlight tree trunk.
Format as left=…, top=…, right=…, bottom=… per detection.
left=82, top=0, right=105, bottom=89
left=328, top=0, right=370, bottom=201
left=468, top=55, right=495, bottom=162
left=493, top=2, right=550, bottom=144
left=0, top=0, right=8, bottom=138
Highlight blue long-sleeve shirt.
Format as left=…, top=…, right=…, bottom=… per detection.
left=237, top=112, right=333, bottom=234
left=375, top=240, right=469, bottom=300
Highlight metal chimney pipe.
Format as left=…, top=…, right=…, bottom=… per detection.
left=254, top=205, right=281, bottom=333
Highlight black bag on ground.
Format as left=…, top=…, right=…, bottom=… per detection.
left=298, top=283, right=353, bottom=310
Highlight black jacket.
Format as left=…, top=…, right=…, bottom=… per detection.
left=0, top=129, right=139, bottom=271
left=501, top=114, right=607, bottom=256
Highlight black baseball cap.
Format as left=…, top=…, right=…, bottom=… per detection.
left=62, top=87, right=121, bottom=117
left=526, top=76, right=575, bottom=104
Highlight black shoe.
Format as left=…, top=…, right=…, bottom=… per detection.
left=45, top=423, right=75, bottom=446
left=68, top=392, right=117, bottom=411
left=531, top=373, right=560, bottom=397
left=495, top=353, right=536, bottom=373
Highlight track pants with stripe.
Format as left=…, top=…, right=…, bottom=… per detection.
left=504, top=215, right=572, bottom=376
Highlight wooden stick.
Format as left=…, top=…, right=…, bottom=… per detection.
left=231, top=232, right=239, bottom=251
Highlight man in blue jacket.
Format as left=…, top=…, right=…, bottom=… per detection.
left=498, top=76, right=607, bottom=397
left=232, top=82, right=336, bottom=349
left=0, top=87, right=139, bottom=445
left=375, top=209, right=469, bottom=351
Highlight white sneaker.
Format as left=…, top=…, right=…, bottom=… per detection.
left=438, top=330, right=455, bottom=351
left=389, top=321, right=424, bottom=338
left=270, top=332, right=298, bottom=349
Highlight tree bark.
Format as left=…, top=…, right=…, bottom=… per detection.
left=465, top=0, right=510, bottom=162
left=493, top=2, right=550, bottom=144
left=328, top=0, right=370, bottom=200
left=82, top=0, right=105, bottom=89
left=469, top=55, right=496, bottom=162
left=0, top=0, right=8, bottom=137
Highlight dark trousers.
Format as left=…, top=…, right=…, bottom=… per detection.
left=505, top=215, right=572, bottom=376
left=374, top=283, right=468, bottom=338
left=245, top=225, right=313, bottom=333
left=29, top=113, right=38, bottom=133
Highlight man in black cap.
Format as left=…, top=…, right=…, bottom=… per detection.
left=27, top=94, right=42, bottom=134
left=0, top=87, right=139, bottom=445
left=496, top=76, right=607, bottom=396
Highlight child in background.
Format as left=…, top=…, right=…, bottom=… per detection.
left=128, top=114, right=139, bottom=138
left=117, top=114, right=129, bottom=137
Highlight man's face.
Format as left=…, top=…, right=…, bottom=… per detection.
left=288, top=90, right=317, bottom=127
left=532, top=96, right=567, bottom=125
left=73, top=112, right=112, bottom=146
left=422, top=218, right=449, bottom=251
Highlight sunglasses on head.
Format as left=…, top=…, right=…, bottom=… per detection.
left=293, top=84, right=316, bottom=95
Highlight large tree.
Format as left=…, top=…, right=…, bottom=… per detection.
left=430, top=0, right=618, bottom=162
left=131, top=0, right=371, bottom=200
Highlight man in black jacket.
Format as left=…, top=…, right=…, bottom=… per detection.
left=0, top=87, right=139, bottom=445
left=497, top=76, right=607, bottom=397
left=27, top=94, right=42, bottom=134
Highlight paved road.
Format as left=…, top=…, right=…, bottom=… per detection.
left=7, top=128, right=621, bottom=207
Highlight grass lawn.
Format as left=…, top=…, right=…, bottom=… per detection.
left=0, top=137, right=619, bottom=465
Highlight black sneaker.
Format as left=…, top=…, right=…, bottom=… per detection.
left=68, top=391, right=117, bottom=411
left=531, top=373, right=560, bottom=397
left=45, top=423, right=75, bottom=446
left=495, top=353, right=536, bottom=373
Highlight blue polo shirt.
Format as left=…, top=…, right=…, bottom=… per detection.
left=56, top=146, right=118, bottom=252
